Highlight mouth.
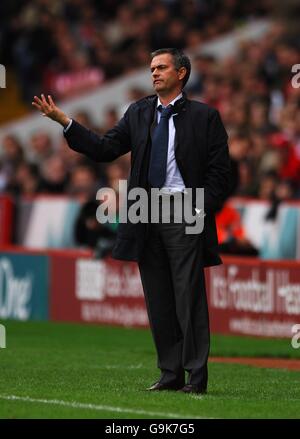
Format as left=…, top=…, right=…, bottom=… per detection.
left=154, top=80, right=162, bottom=85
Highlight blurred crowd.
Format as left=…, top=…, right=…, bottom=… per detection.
left=0, top=0, right=271, bottom=101
left=191, top=22, right=300, bottom=204
left=0, top=1, right=300, bottom=253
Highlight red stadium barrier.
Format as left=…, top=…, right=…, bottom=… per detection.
left=1, top=246, right=299, bottom=337
left=50, top=252, right=148, bottom=327
left=49, top=251, right=300, bottom=336
left=207, top=256, right=300, bottom=338
left=0, top=195, right=13, bottom=245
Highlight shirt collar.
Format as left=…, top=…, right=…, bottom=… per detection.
left=157, top=93, right=183, bottom=109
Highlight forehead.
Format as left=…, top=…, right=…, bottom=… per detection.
left=150, top=53, right=175, bottom=68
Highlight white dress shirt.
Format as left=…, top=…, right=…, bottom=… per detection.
left=156, top=93, right=186, bottom=193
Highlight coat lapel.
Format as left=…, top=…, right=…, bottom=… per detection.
left=132, top=96, right=157, bottom=188
left=141, top=95, right=157, bottom=140
left=173, top=100, right=188, bottom=153
left=133, top=96, right=156, bottom=163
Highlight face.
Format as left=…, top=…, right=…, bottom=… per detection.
left=150, top=53, right=186, bottom=95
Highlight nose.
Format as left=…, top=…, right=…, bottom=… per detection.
left=152, top=68, right=159, bottom=78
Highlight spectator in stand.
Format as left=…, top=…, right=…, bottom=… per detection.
left=7, top=162, right=41, bottom=196
left=0, top=135, right=24, bottom=190
left=104, top=162, right=128, bottom=193
left=248, top=98, right=277, bottom=134
left=57, top=137, right=86, bottom=171
left=39, top=155, right=69, bottom=193
left=216, top=202, right=258, bottom=256
left=262, top=133, right=300, bottom=186
left=265, top=178, right=297, bottom=221
left=74, top=199, right=117, bottom=258
left=72, top=110, right=94, bottom=130
left=67, top=164, right=99, bottom=203
left=28, top=132, right=53, bottom=165
left=187, top=54, right=216, bottom=97
left=257, top=171, right=279, bottom=201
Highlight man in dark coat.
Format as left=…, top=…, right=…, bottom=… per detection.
left=32, top=48, right=231, bottom=394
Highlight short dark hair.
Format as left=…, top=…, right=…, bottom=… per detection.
left=151, top=48, right=191, bottom=88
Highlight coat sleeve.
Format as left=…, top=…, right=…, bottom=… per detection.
left=204, top=108, right=231, bottom=213
left=63, top=106, right=132, bottom=162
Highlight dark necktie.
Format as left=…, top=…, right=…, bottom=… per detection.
left=148, top=104, right=174, bottom=188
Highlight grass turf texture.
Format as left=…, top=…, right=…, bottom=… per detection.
left=0, top=320, right=299, bottom=419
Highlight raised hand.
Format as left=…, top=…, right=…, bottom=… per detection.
left=32, top=94, right=71, bottom=127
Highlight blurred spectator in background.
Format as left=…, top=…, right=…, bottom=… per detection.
left=58, top=137, right=85, bottom=170
left=0, top=135, right=24, bottom=189
left=104, top=162, right=128, bottom=193
left=28, top=132, right=53, bottom=165
left=216, top=202, right=259, bottom=256
left=257, top=171, right=279, bottom=201
left=72, top=110, right=95, bottom=130
left=265, top=178, right=296, bottom=221
left=248, top=98, right=277, bottom=133
left=8, top=162, right=40, bottom=196
left=186, top=54, right=216, bottom=96
left=67, top=164, right=98, bottom=202
left=39, top=155, right=68, bottom=193
left=74, top=199, right=117, bottom=258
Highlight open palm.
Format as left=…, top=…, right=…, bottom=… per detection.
left=32, top=94, right=70, bottom=127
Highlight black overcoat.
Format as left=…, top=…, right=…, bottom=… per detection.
left=64, top=94, right=231, bottom=267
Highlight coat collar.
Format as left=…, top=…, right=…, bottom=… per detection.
left=137, top=91, right=188, bottom=154
left=139, top=90, right=187, bottom=124
left=157, top=92, right=183, bottom=109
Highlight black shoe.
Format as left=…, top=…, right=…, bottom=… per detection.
left=147, top=379, right=185, bottom=391
left=178, top=384, right=207, bottom=394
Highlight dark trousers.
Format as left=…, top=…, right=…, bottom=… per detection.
left=138, top=194, right=210, bottom=389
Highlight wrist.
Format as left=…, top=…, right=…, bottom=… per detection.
left=59, top=115, right=71, bottom=128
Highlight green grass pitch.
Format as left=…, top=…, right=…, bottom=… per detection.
left=0, top=320, right=299, bottom=419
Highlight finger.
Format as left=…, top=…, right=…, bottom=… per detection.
left=41, top=93, right=48, bottom=105
left=33, top=95, right=43, bottom=105
left=32, top=101, right=42, bottom=111
left=48, top=95, right=55, bottom=106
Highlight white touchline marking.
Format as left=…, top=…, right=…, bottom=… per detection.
left=91, top=364, right=144, bottom=370
left=0, top=394, right=213, bottom=419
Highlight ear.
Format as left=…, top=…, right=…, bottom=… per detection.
left=178, top=67, right=187, bottom=81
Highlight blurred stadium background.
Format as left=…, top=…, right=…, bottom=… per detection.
left=0, top=0, right=300, bottom=419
